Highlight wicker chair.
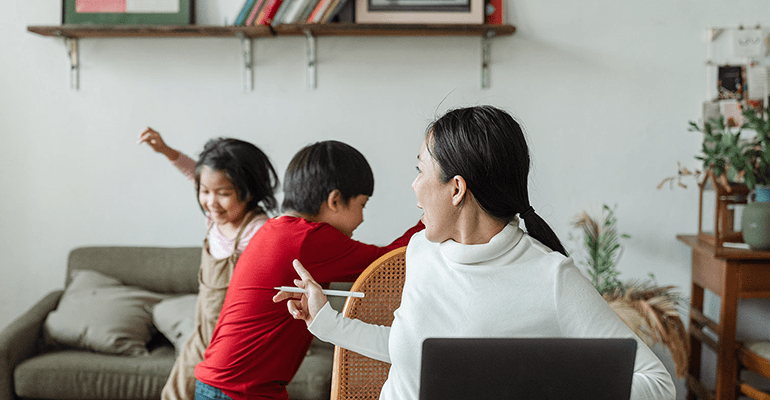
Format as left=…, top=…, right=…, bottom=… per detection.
left=737, top=341, right=770, bottom=400
left=330, top=247, right=407, bottom=400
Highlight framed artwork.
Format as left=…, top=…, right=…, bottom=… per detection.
left=62, top=0, right=194, bottom=25
left=717, top=65, right=746, bottom=101
left=355, top=0, right=484, bottom=24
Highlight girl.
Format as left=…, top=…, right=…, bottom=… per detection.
left=275, top=106, right=676, bottom=400
left=139, top=128, right=279, bottom=400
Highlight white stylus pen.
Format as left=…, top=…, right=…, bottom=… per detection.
left=274, top=286, right=365, bottom=298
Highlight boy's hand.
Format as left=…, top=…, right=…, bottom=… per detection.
left=138, top=127, right=179, bottom=161
left=273, top=260, right=328, bottom=327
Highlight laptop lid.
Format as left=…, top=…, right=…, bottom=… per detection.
left=419, top=337, right=637, bottom=400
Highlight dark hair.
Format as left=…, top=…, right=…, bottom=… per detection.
left=428, top=105, right=567, bottom=256
left=195, top=138, right=279, bottom=214
left=281, top=140, right=374, bottom=215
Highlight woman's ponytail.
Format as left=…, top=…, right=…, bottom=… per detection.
left=520, top=207, right=567, bottom=257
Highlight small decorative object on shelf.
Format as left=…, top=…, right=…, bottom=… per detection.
left=484, top=0, right=503, bottom=24
left=570, top=204, right=689, bottom=378
left=696, top=170, right=749, bottom=249
left=62, top=0, right=195, bottom=25
left=354, top=0, right=484, bottom=24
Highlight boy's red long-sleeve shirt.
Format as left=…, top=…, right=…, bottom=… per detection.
left=195, top=216, right=424, bottom=400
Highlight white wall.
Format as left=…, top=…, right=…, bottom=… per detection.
left=3, top=0, right=770, bottom=397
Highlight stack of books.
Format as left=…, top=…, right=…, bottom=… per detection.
left=233, top=0, right=352, bottom=26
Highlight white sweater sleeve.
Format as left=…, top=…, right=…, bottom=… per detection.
left=308, top=302, right=392, bottom=363
left=554, top=260, right=676, bottom=400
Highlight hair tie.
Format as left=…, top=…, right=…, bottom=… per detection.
left=520, top=206, right=536, bottom=219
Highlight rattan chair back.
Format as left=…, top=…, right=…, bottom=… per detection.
left=330, top=247, right=407, bottom=400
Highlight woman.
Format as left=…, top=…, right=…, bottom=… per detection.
left=274, top=105, right=676, bottom=400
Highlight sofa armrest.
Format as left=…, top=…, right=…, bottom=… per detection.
left=0, top=290, right=62, bottom=400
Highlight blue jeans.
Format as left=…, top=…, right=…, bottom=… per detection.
left=195, top=380, right=233, bottom=400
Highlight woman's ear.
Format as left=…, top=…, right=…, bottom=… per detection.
left=326, top=189, right=343, bottom=212
left=451, top=175, right=467, bottom=206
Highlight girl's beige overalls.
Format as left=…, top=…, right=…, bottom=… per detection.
left=162, top=212, right=258, bottom=400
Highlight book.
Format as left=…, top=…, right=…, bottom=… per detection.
left=298, top=0, right=319, bottom=22
left=234, top=0, right=257, bottom=25
left=257, top=0, right=284, bottom=24
left=270, top=0, right=294, bottom=25
left=308, top=0, right=333, bottom=23
left=327, top=0, right=353, bottom=23
left=281, top=0, right=313, bottom=23
left=319, top=0, right=340, bottom=22
left=246, top=0, right=268, bottom=25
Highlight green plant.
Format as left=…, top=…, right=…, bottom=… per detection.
left=571, top=204, right=689, bottom=378
left=660, top=107, right=770, bottom=190
left=572, top=204, right=629, bottom=294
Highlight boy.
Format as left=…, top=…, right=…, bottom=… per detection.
left=194, top=140, right=423, bottom=400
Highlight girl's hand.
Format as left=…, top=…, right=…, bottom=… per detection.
left=273, top=260, right=328, bottom=326
left=138, top=127, right=179, bottom=161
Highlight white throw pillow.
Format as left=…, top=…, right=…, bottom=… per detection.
left=44, top=269, right=166, bottom=356
left=152, top=294, right=198, bottom=356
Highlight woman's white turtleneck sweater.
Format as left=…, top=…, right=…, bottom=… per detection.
left=308, top=222, right=676, bottom=400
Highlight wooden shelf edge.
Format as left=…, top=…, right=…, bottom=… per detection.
left=677, top=234, right=770, bottom=259
left=27, top=23, right=515, bottom=39
left=273, top=22, right=516, bottom=36
left=27, top=25, right=274, bottom=38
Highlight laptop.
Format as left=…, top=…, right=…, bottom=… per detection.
left=419, top=337, right=637, bottom=400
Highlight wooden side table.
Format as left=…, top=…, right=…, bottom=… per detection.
left=678, top=235, right=770, bottom=400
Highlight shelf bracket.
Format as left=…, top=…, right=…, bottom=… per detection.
left=237, top=33, right=253, bottom=92
left=481, top=31, right=494, bottom=89
left=57, top=32, right=79, bottom=91
left=304, top=30, right=317, bottom=90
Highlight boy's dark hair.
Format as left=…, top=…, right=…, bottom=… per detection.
left=281, top=140, right=374, bottom=215
left=195, top=137, right=279, bottom=214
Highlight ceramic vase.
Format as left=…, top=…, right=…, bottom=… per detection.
left=742, top=186, right=770, bottom=250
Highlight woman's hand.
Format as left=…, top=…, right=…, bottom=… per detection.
left=273, top=260, right=328, bottom=326
left=138, top=127, right=179, bottom=161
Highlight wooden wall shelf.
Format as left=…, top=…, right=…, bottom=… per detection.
left=27, top=24, right=273, bottom=38
left=27, top=23, right=515, bottom=38
left=271, top=22, right=516, bottom=36
left=26, top=23, right=516, bottom=91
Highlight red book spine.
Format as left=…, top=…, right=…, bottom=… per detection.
left=258, top=0, right=284, bottom=24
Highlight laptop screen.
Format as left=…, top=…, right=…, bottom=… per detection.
left=419, top=337, right=637, bottom=400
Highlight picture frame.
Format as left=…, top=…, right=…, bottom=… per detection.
left=355, top=0, right=484, bottom=24
left=62, top=0, right=195, bottom=25
left=717, top=65, right=747, bottom=101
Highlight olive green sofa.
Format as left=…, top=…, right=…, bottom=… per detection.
left=0, top=246, right=339, bottom=400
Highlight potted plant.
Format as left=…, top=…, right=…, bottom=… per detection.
left=659, top=106, right=770, bottom=190
left=659, top=106, right=770, bottom=249
left=571, top=205, right=689, bottom=378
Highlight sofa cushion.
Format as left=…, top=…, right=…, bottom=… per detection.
left=44, top=269, right=166, bottom=356
left=152, top=294, right=197, bottom=355
left=14, top=346, right=175, bottom=399
left=286, top=344, right=334, bottom=400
